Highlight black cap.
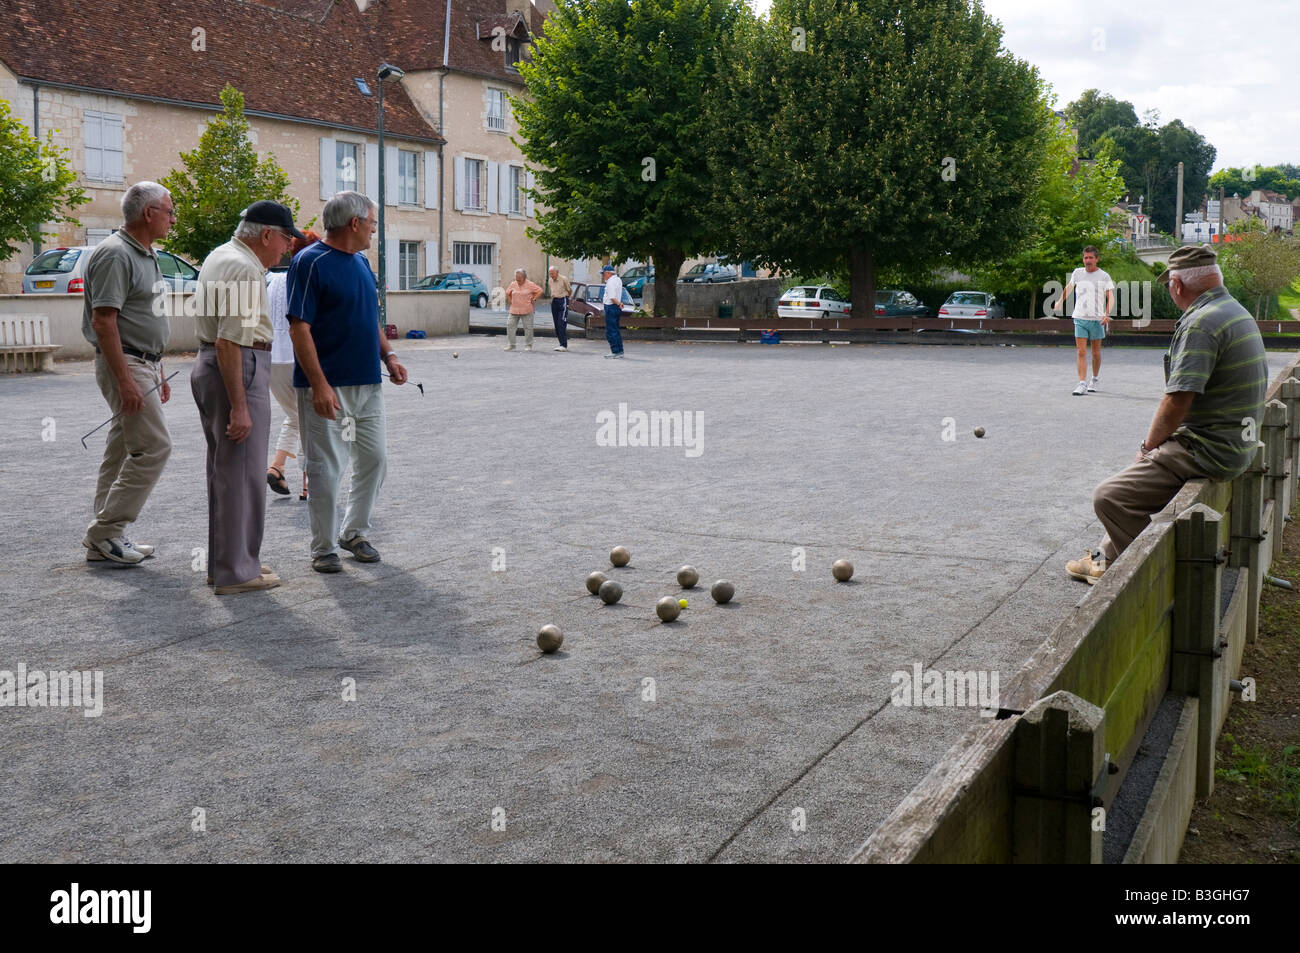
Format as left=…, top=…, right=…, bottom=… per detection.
left=242, top=200, right=306, bottom=240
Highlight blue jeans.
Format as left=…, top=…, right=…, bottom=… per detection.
left=551, top=296, right=568, bottom=347
left=604, top=304, right=623, bottom=354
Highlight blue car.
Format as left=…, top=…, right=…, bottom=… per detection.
left=412, top=271, right=489, bottom=308
left=620, top=265, right=654, bottom=297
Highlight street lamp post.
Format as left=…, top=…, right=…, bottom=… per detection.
left=376, top=63, right=405, bottom=329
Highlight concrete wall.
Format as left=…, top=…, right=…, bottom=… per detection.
left=2, top=288, right=465, bottom=361
left=643, top=278, right=781, bottom=318
left=384, top=290, right=469, bottom=336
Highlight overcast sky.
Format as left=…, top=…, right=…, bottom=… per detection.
left=747, top=0, right=1298, bottom=171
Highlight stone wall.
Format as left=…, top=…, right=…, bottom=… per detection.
left=642, top=278, right=781, bottom=319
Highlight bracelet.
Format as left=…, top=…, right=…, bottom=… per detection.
left=383, top=352, right=397, bottom=363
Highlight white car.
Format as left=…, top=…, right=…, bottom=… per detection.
left=776, top=285, right=851, bottom=319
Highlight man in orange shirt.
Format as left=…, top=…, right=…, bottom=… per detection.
left=504, top=268, right=544, bottom=351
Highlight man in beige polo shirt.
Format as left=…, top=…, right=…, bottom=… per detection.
left=191, top=201, right=303, bottom=594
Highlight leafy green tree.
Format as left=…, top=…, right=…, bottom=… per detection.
left=709, top=0, right=1050, bottom=316
left=973, top=127, right=1125, bottom=317
left=0, top=98, right=88, bottom=262
left=160, top=85, right=303, bottom=263
left=1064, top=89, right=1139, bottom=154
left=1218, top=231, right=1300, bottom=318
left=514, top=0, right=745, bottom=318
left=1209, top=166, right=1300, bottom=201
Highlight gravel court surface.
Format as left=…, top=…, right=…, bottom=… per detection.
left=1, top=337, right=1294, bottom=862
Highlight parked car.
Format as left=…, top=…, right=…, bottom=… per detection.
left=621, top=265, right=654, bottom=297
left=874, top=289, right=929, bottom=317
left=22, top=244, right=199, bottom=294
left=411, top=271, right=489, bottom=308
left=938, top=290, right=1005, bottom=318
left=776, top=285, right=851, bottom=319
left=679, top=262, right=737, bottom=283
left=563, top=282, right=605, bottom=324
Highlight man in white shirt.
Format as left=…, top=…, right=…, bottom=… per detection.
left=1056, top=245, right=1115, bottom=395
left=601, top=263, right=625, bottom=359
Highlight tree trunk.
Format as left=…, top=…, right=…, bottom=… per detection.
left=652, top=247, right=687, bottom=319
left=849, top=246, right=876, bottom=322
left=1030, top=286, right=1038, bottom=320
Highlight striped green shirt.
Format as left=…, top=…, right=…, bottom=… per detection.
left=1163, top=286, right=1267, bottom=481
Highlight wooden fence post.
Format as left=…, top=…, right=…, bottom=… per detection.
left=1013, top=690, right=1105, bottom=864
left=1263, top=400, right=1289, bottom=561
left=1171, top=504, right=1223, bottom=798
left=1230, top=444, right=1266, bottom=643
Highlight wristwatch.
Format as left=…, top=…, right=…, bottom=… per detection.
left=383, top=352, right=397, bottom=364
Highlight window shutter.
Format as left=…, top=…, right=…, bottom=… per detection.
left=525, top=171, right=535, bottom=217
left=104, top=116, right=123, bottom=181
left=319, top=138, right=336, bottom=200
left=424, top=152, right=438, bottom=209
left=487, top=161, right=499, bottom=214
left=365, top=143, right=380, bottom=202
left=453, top=156, right=465, bottom=211
left=385, top=145, right=398, bottom=206
left=85, top=113, right=102, bottom=180
left=384, top=238, right=398, bottom=291
left=423, top=240, right=438, bottom=276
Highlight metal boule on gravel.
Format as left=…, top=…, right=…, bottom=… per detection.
left=585, top=571, right=608, bottom=595
left=537, top=624, right=564, bottom=653
left=676, top=565, right=699, bottom=588
left=832, top=559, right=854, bottom=582
left=710, top=580, right=735, bottom=604
left=610, top=546, right=630, bottom=567
left=655, top=596, right=682, bottom=622
left=598, top=579, right=624, bottom=604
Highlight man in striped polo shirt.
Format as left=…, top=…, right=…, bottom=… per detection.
left=1067, top=246, right=1267, bottom=584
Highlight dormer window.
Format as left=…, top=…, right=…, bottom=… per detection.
left=506, top=35, right=522, bottom=69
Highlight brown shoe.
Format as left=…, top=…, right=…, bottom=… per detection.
left=215, top=572, right=281, bottom=595
left=1066, top=551, right=1107, bottom=585
left=209, top=565, right=274, bottom=586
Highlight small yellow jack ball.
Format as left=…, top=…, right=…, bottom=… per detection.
left=679, top=598, right=688, bottom=609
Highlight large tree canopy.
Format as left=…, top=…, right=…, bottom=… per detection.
left=514, top=0, right=746, bottom=317
left=708, top=0, right=1050, bottom=317
left=0, top=98, right=87, bottom=262
left=1209, top=165, right=1300, bottom=202
left=160, top=85, right=303, bottom=263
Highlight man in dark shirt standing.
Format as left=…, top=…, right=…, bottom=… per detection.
left=1067, top=246, right=1268, bottom=584
left=287, top=191, right=408, bottom=574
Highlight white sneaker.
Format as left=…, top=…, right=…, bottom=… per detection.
left=1072, top=381, right=1087, bottom=396
left=84, top=536, right=146, bottom=565
left=1087, top=377, right=1098, bottom=393
left=86, top=536, right=154, bottom=561
left=525, top=345, right=533, bottom=351
left=503, top=344, right=516, bottom=351
left=554, top=345, right=567, bottom=352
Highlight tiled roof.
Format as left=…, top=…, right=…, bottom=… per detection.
left=0, top=0, right=442, bottom=142
left=378, top=0, right=533, bottom=84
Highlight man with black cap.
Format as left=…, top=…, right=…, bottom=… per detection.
left=601, top=263, right=625, bottom=359
left=1066, top=245, right=1267, bottom=585
left=191, top=200, right=303, bottom=594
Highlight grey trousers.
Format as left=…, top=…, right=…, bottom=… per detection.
left=87, top=353, right=172, bottom=543
left=297, top=383, right=387, bottom=558
left=191, top=346, right=271, bottom=586
left=1093, top=437, right=1208, bottom=561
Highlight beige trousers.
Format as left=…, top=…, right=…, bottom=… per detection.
left=1093, top=437, right=1208, bottom=561
left=87, top=353, right=172, bottom=543
left=507, top=311, right=535, bottom=348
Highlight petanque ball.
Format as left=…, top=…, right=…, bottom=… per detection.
left=453, top=352, right=459, bottom=358
left=710, top=580, right=735, bottom=604
left=974, top=426, right=985, bottom=438
left=832, top=559, right=854, bottom=582
left=537, top=624, right=563, bottom=653
left=585, top=571, right=608, bottom=595
left=610, top=546, right=630, bottom=567
left=677, top=565, right=699, bottom=588
left=598, top=579, right=623, bottom=604
left=656, top=596, right=682, bottom=622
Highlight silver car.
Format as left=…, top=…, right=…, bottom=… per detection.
left=937, top=291, right=1005, bottom=318
left=23, top=244, right=200, bottom=294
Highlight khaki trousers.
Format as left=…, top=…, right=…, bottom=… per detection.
left=507, top=311, right=535, bottom=348
left=1093, top=437, right=1208, bottom=561
left=269, top=361, right=302, bottom=459
left=298, top=383, right=387, bottom=558
left=87, top=353, right=172, bottom=543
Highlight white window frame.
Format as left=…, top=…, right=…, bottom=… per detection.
left=398, top=241, right=420, bottom=290
left=83, top=111, right=124, bottom=183
left=452, top=242, right=495, bottom=267
left=509, top=165, right=525, bottom=216
left=464, top=158, right=485, bottom=211
left=486, top=89, right=507, bottom=132
left=398, top=150, right=418, bottom=205
left=336, top=141, right=359, bottom=194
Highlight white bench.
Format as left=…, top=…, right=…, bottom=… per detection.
left=1, top=315, right=61, bottom=372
